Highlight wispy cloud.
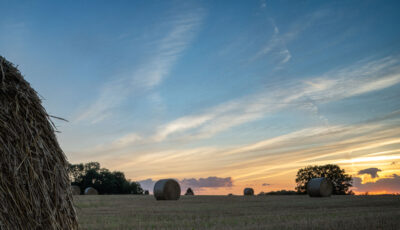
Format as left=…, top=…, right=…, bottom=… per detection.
left=70, top=56, right=400, bottom=189
left=71, top=56, right=400, bottom=181
left=153, top=56, right=400, bottom=142
left=97, top=111, right=400, bottom=184
left=75, top=10, right=204, bottom=123
left=75, top=132, right=143, bottom=157
left=252, top=10, right=334, bottom=67
left=253, top=22, right=291, bottom=65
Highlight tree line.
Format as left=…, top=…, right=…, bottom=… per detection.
left=69, top=162, right=353, bottom=195
left=69, top=162, right=144, bottom=195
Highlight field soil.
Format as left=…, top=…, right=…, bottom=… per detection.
left=74, top=195, right=400, bottom=230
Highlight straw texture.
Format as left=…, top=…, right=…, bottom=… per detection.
left=0, top=56, right=78, bottom=229
left=307, top=177, right=333, bottom=197
left=244, top=188, right=254, bottom=195
left=84, top=187, right=98, bottom=195
left=153, top=179, right=181, bottom=200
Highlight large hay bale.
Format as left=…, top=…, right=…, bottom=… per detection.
left=0, top=56, right=78, bottom=229
left=153, top=179, right=181, bottom=200
left=307, top=177, right=333, bottom=197
left=185, top=187, right=194, bottom=195
left=71, top=185, right=81, bottom=195
left=244, top=188, right=254, bottom=195
left=84, top=187, right=98, bottom=195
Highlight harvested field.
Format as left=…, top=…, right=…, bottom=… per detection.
left=74, top=195, right=400, bottom=230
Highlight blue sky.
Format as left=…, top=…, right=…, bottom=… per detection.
left=1, top=0, right=400, bottom=194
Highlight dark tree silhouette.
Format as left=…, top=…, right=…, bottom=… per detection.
left=185, top=187, right=194, bottom=195
left=295, top=164, right=353, bottom=195
left=69, top=162, right=143, bottom=195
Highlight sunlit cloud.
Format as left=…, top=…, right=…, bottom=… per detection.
left=358, top=168, right=382, bottom=178
left=353, top=175, right=400, bottom=193
left=95, top=112, right=400, bottom=186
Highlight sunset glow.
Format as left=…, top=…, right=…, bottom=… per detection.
left=1, top=0, right=400, bottom=195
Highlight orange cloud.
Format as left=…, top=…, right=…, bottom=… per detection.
left=353, top=174, right=400, bottom=194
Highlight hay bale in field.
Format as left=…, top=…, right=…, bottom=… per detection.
left=71, top=185, right=81, bottom=195
left=185, top=187, right=194, bottom=195
left=244, top=188, right=254, bottom=195
left=153, top=179, right=181, bottom=200
left=307, top=177, right=333, bottom=197
left=0, top=56, right=78, bottom=229
left=84, top=187, right=98, bottom=195
left=144, top=190, right=149, bottom=195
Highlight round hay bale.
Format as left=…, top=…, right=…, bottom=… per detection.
left=84, top=187, right=98, bottom=195
left=0, top=56, right=78, bottom=229
left=71, top=185, right=81, bottom=195
left=244, top=188, right=254, bottom=195
left=153, top=179, right=181, bottom=200
left=185, top=187, right=194, bottom=195
left=307, top=177, right=333, bottom=197
left=144, top=190, right=149, bottom=195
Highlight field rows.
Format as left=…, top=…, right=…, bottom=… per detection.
left=74, top=195, right=400, bottom=230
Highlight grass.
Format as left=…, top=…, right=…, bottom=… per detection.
left=74, top=195, right=400, bottom=230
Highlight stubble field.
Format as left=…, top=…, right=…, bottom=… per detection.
left=74, top=195, right=400, bottom=230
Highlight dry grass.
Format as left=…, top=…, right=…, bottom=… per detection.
left=0, top=56, right=78, bottom=229
left=74, top=195, right=400, bottom=230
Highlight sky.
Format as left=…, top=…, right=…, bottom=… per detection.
left=1, top=0, right=400, bottom=195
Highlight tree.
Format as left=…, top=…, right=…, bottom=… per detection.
left=185, top=188, right=194, bottom=195
left=69, top=163, right=84, bottom=184
left=295, top=164, right=352, bottom=195
left=68, top=162, right=144, bottom=195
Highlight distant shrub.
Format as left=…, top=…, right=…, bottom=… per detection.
left=185, top=187, right=194, bottom=195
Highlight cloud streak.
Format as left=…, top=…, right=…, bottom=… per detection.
left=101, top=110, right=400, bottom=184
left=76, top=10, right=204, bottom=123
left=253, top=22, right=291, bottom=65
left=153, top=56, right=400, bottom=142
